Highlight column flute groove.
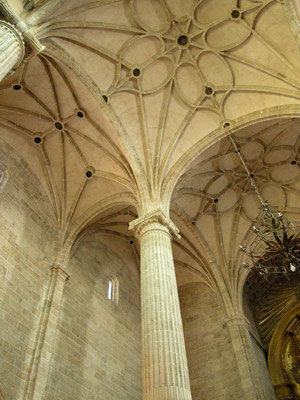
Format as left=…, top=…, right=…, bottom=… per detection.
left=0, top=21, right=24, bottom=81
left=129, top=208, right=192, bottom=400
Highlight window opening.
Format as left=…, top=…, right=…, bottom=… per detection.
left=107, top=275, right=119, bottom=304
left=108, top=279, right=113, bottom=300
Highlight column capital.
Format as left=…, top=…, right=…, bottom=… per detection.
left=129, top=207, right=180, bottom=240
left=0, top=1, right=17, bottom=23
left=0, top=1, right=45, bottom=54
left=0, top=20, right=25, bottom=61
left=50, top=265, right=70, bottom=282
left=224, top=313, right=250, bottom=328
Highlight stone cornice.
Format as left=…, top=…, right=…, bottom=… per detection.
left=129, top=207, right=181, bottom=240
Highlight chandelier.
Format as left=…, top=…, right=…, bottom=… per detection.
left=229, top=135, right=300, bottom=275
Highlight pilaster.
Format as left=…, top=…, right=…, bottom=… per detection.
left=24, top=265, right=69, bottom=400
left=224, top=313, right=267, bottom=400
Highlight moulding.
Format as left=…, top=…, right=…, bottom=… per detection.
left=129, top=207, right=180, bottom=240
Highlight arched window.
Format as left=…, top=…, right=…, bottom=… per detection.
left=107, top=275, right=119, bottom=304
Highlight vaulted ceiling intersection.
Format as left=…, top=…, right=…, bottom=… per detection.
left=1, top=0, right=300, bottom=275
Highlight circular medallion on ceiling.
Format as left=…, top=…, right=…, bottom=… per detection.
left=12, top=83, right=23, bottom=91
left=177, top=34, right=190, bottom=48
left=76, top=109, right=86, bottom=118
left=204, top=85, right=214, bottom=96
left=54, top=121, right=64, bottom=130
left=222, top=120, right=232, bottom=129
left=230, top=9, right=241, bottom=20
left=132, top=68, right=141, bottom=77
left=33, top=136, right=42, bottom=144
left=85, top=166, right=95, bottom=179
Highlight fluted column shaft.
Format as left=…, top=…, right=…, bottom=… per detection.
left=0, top=0, right=46, bottom=82
left=0, top=21, right=24, bottom=81
left=225, top=314, right=267, bottom=400
left=130, top=209, right=192, bottom=400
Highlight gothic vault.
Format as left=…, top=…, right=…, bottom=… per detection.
left=1, top=0, right=300, bottom=399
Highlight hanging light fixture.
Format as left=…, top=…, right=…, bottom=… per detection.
left=229, top=134, right=300, bottom=275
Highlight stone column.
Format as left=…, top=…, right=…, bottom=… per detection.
left=24, top=265, right=69, bottom=400
left=129, top=208, right=192, bottom=400
left=0, top=21, right=25, bottom=81
left=0, top=0, right=45, bottom=83
left=225, top=314, right=267, bottom=400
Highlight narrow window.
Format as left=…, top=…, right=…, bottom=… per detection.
left=107, top=275, right=119, bottom=304
left=108, top=279, right=113, bottom=300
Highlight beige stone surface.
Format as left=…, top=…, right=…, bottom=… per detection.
left=130, top=209, right=191, bottom=399
left=45, top=239, right=142, bottom=400
left=1, top=0, right=300, bottom=399
left=0, top=138, right=56, bottom=399
left=179, top=282, right=244, bottom=400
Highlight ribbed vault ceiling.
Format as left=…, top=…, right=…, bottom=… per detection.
left=172, top=118, right=300, bottom=300
left=1, top=0, right=300, bottom=292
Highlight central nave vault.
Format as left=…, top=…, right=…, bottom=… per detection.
left=1, top=0, right=300, bottom=399
left=1, top=0, right=300, bottom=303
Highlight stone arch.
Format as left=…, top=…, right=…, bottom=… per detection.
left=60, top=192, right=138, bottom=264
left=162, top=105, right=300, bottom=212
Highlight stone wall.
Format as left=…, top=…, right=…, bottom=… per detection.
left=45, top=239, right=142, bottom=400
left=0, top=137, right=142, bottom=400
left=0, top=138, right=56, bottom=399
left=179, top=282, right=244, bottom=400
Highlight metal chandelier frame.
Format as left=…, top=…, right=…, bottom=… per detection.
left=229, top=135, right=300, bottom=276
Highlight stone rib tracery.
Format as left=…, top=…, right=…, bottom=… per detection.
left=1, top=0, right=300, bottom=236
